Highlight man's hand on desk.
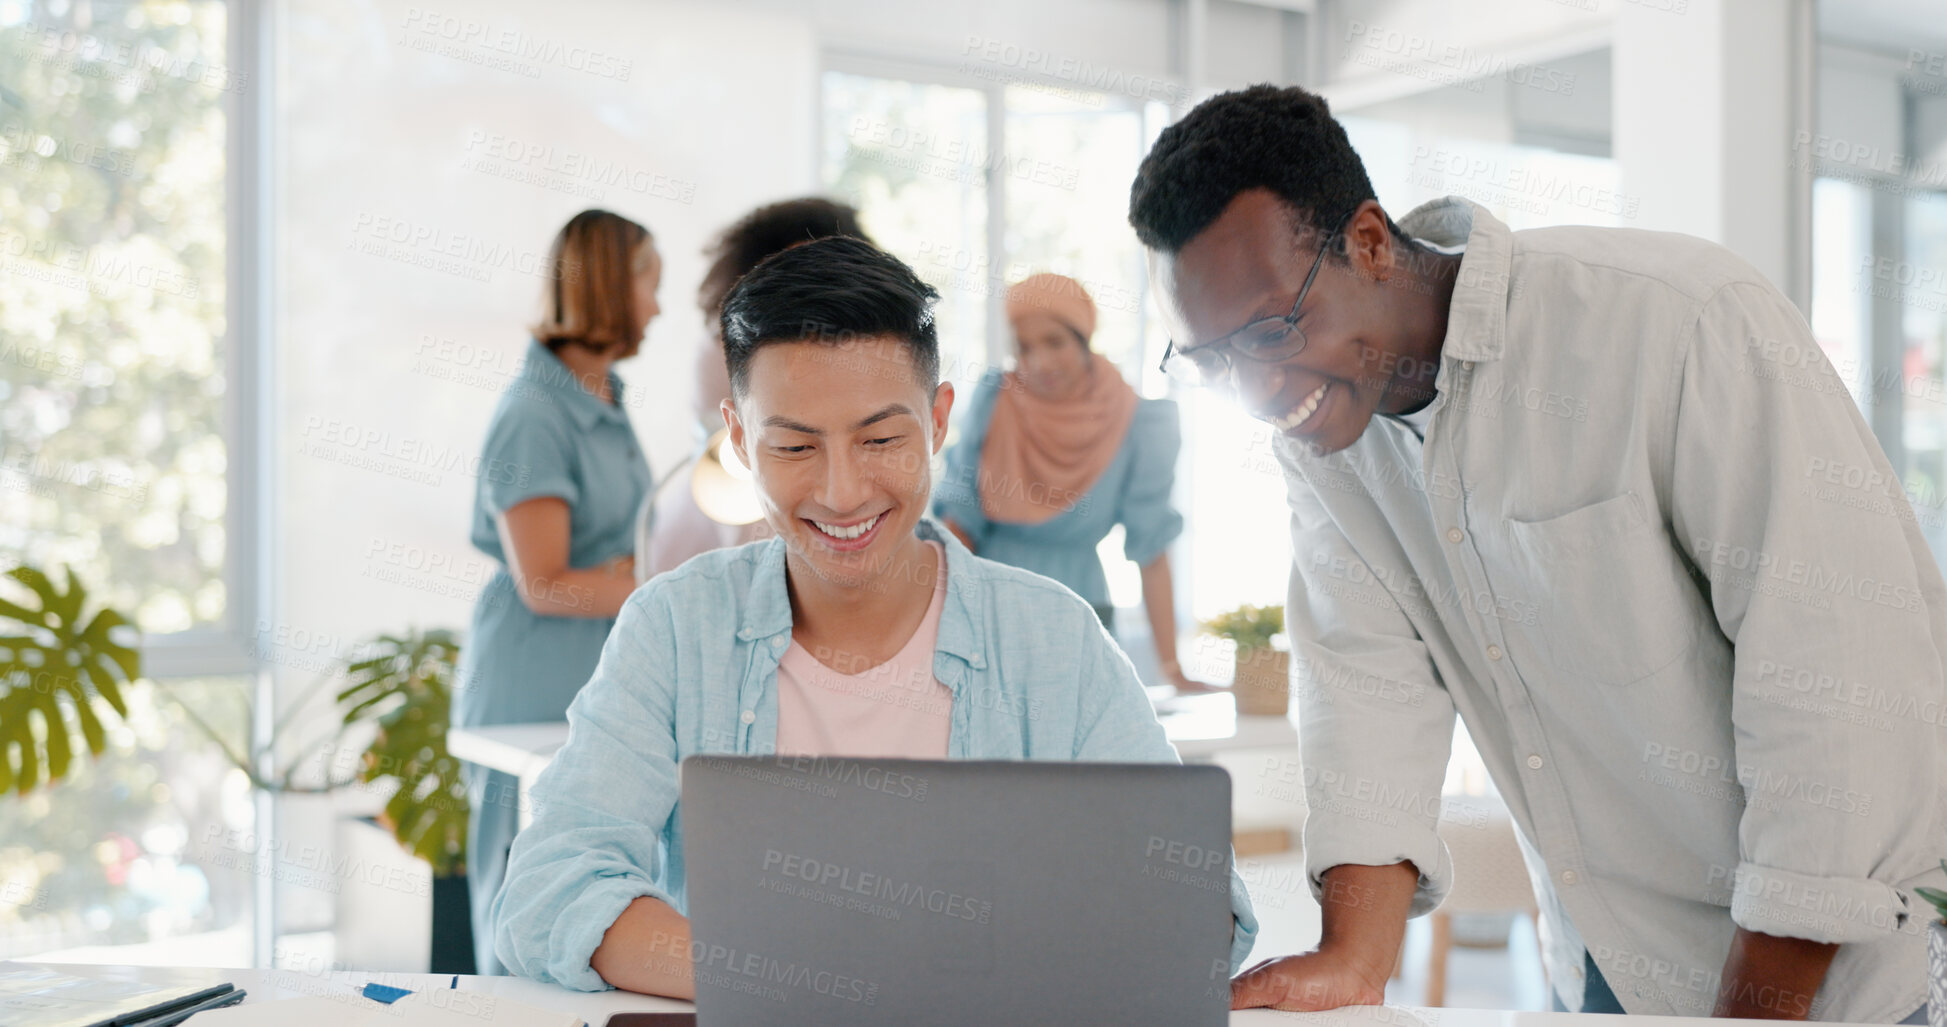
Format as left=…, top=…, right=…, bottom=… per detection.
left=1230, top=950, right=1390, bottom=1010
left=1230, top=861, right=1417, bottom=1011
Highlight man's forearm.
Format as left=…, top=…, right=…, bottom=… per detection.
left=1317, top=862, right=1419, bottom=974
left=1713, top=927, right=1837, bottom=1019
left=590, top=896, right=696, bottom=999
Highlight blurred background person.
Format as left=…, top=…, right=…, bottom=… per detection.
left=454, top=209, right=660, bottom=974
left=936, top=273, right=1209, bottom=693
left=638, top=197, right=874, bottom=579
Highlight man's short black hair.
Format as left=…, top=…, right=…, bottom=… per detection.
left=720, top=235, right=941, bottom=396
left=1129, top=84, right=1397, bottom=253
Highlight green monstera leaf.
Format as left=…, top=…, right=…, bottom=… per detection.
left=337, top=630, right=469, bottom=877
left=0, top=565, right=140, bottom=795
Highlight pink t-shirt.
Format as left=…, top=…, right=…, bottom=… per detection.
left=775, top=541, right=952, bottom=758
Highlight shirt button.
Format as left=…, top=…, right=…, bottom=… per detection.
left=772, top=637, right=786, bottom=651
left=1487, top=645, right=1503, bottom=661
left=1527, top=754, right=1544, bottom=770
left=1446, top=528, right=1465, bottom=544
left=1462, top=360, right=1475, bottom=371
left=1560, top=869, right=1578, bottom=885
left=740, top=710, right=756, bottom=725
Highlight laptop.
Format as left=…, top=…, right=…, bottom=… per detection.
left=680, top=757, right=1235, bottom=1026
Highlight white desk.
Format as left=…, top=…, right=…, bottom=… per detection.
left=449, top=693, right=1299, bottom=828
left=1154, top=691, right=1300, bottom=761
left=0, top=961, right=1810, bottom=1026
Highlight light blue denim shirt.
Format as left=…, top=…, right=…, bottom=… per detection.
left=492, top=518, right=1258, bottom=990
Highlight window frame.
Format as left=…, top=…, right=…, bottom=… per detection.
left=133, top=0, right=273, bottom=683
left=818, top=48, right=1168, bottom=375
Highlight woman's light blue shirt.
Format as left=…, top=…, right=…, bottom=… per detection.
left=932, top=369, right=1184, bottom=608
left=454, top=340, right=651, bottom=729
left=490, top=519, right=1257, bottom=990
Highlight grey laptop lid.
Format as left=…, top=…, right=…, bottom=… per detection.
left=680, top=757, right=1234, bottom=1027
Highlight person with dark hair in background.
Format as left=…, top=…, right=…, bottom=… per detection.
left=934, top=272, right=1211, bottom=693
left=639, top=197, right=873, bottom=579
left=1130, top=84, right=1943, bottom=1022
left=455, top=208, right=659, bottom=975
left=491, top=235, right=1257, bottom=997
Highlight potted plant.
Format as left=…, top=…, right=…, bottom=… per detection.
left=333, top=630, right=472, bottom=972
left=1199, top=603, right=1288, bottom=717
left=0, top=563, right=471, bottom=968
left=1917, top=863, right=1947, bottom=1027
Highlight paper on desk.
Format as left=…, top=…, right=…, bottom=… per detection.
left=189, top=989, right=582, bottom=1027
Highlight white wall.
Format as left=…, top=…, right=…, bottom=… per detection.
left=270, top=0, right=817, bottom=936
left=809, top=0, right=1178, bottom=81
left=275, top=0, right=816, bottom=659
left=1319, top=0, right=1609, bottom=109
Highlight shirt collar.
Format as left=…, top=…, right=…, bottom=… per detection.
left=518, top=339, right=629, bottom=430
left=1396, top=197, right=1512, bottom=364
left=737, top=518, right=989, bottom=678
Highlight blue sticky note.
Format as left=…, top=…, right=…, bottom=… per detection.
left=362, top=983, right=413, bottom=1004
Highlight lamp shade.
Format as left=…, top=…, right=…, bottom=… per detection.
left=691, top=426, right=764, bottom=527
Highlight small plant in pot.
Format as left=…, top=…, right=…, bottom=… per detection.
left=1918, top=863, right=1947, bottom=1027
left=1198, top=604, right=1288, bottom=717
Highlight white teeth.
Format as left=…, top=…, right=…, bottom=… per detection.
left=1273, top=384, right=1329, bottom=432
left=812, top=513, right=882, bottom=541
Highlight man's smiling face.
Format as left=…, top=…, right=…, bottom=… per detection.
left=725, top=335, right=952, bottom=591
left=1149, top=189, right=1401, bottom=456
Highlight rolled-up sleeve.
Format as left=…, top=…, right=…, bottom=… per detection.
left=483, top=404, right=580, bottom=514
left=1068, top=605, right=1259, bottom=974
left=1119, top=399, right=1186, bottom=568
left=932, top=370, right=1004, bottom=544
left=1670, top=280, right=1941, bottom=944
left=1282, top=452, right=1456, bottom=917
left=491, top=587, right=683, bottom=989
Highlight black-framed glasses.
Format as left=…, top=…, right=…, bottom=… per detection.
left=1157, top=213, right=1349, bottom=388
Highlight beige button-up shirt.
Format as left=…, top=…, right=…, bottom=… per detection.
left=1278, top=197, right=1944, bottom=1021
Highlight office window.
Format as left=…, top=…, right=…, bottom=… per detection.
left=0, top=0, right=253, bottom=962
left=1, top=0, right=234, bottom=635
left=0, top=677, right=251, bottom=962
left=822, top=66, right=1289, bottom=640
left=1001, top=86, right=1148, bottom=375
left=1810, top=177, right=1873, bottom=409
left=1903, top=190, right=1947, bottom=544
left=823, top=71, right=991, bottom=392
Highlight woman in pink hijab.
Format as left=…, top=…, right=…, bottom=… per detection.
left=935, top=273, right=1210, bottom=693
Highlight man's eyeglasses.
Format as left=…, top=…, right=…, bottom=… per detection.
left=1157, top=213, right=1349, bottom=388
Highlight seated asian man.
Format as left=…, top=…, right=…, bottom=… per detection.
left=489, top=235, right=1259, bottom=997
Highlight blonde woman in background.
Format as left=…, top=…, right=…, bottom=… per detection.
left=455, top=209, right=658, bottom=975
left=934, top=273, right=1210, bottom=692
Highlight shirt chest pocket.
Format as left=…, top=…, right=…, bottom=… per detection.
left=1500, top=491, right=1700, bottom=685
